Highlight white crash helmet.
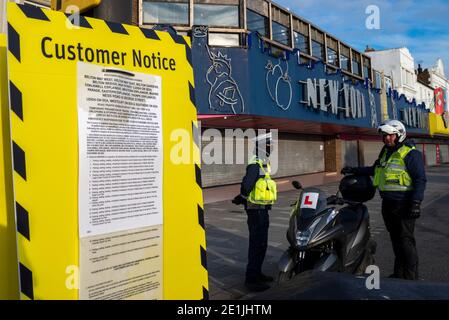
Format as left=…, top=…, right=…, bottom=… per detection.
left=377, top=120, right=407, bottom=143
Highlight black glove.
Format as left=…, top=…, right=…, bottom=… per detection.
left=341, top=166, right=358, bottom=175
left=327, top=195, right=338, bottom=205
left=232, top=195, right=245, bottom=205
left=407, top=201, right=421, bottom=219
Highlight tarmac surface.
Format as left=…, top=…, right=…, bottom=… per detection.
left=204, top=164, right=449, bottom=300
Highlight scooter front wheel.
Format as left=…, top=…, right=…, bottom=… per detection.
left=278, top=270, right=294, bottom=284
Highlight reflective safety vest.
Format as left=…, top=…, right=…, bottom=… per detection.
left=248, top=158, right=277, bottom=205
left=373, top=145, right=415, bottom=192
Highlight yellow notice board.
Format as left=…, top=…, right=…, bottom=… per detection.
left=0, top=33, right=19, bottom=300
left=7, top=2, right=207, bottom=300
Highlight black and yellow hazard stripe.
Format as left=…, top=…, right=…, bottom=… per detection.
left=7, top=10, right=35, bottom=299
left=19, top=263, right=33, bottom=300
left=17, top=3, right=50, bottom=21
left=191, top=95, right=208, bottom=299
left=105, top=21, right=129, bottom=35
left=7, top=23, right=20, bottom=62
left=9, top=81, right=23, bottom=121
left=64, top=13, right=92, bottom=29
left=16, top=202, right=30, bottom=241
left=140, top=28, right=160, bottom=41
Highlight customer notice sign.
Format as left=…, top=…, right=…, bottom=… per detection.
left=7, top=2, right=206, bottom=300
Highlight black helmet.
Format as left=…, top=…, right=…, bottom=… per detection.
left=339, top=175, right=375, bottom=203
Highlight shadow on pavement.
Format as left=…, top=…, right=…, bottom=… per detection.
left=245, top=270, right=449, bottom=300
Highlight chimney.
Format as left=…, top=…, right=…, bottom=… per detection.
left=365, top=45, right=375, bottom=52
left=418, top=64, right=423, bottom=74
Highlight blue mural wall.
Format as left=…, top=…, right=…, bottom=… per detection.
left=386, top=89, right=429, bottom=135
left=191, top=27, right=429, bottom=135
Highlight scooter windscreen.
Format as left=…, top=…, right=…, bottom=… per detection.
left=290, top=188, right=336, bottom=248
left=296, top=188, right=328, bottom=220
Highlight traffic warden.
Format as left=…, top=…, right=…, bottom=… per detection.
left=342, top=120, right=426, bottom=280
left=232, top=133, right=277, bottom=292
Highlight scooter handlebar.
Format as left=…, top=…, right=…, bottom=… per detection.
left=326, top=195, right=345, bottom=205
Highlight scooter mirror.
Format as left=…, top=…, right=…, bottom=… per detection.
left=292, top=181, right=302, bottom=190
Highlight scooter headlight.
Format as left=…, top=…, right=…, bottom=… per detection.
left=296, top=217, right=321, bottom=247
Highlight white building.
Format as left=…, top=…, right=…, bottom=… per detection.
left=415, top=76, right=435, bottom=111
left=365, top=47, right=417, bottom=102
left=429, top=59, right=449, bottom=91
left=366, top=47, right=449, bottom=113
left=426, top=59, right=449, bottom=113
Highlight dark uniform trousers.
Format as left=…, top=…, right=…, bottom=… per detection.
left=382, top=199, right=419, bottom=280
left=245, top=209, right=269, bottom=282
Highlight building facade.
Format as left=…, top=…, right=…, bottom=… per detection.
left=418, top=59, right=449, bottom=114
left=365, top=47, right=418, bottom=102
left=11, top=0, right=449, bottom=185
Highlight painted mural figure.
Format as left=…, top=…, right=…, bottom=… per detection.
left=193, top=26, right=208, bottom=38
left=206, top=46, right=245, bottom=114
left=265, top=60, right=292, bottom=111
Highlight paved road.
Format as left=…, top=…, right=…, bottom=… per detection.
left=204, top=164, right=449, bottom=300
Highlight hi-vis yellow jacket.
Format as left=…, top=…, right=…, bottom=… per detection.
left=248, top=157, right=277, bottom=205
left=373, top=145, right=415, bottom=192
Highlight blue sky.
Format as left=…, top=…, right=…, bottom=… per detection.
left=276, top=0, right=449, bottom=76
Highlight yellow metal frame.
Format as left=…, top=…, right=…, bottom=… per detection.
left=0, top=32, right=20, bottom=301
left=7, top=2, right=207, bottom=300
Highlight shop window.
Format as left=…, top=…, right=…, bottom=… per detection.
left=143, top=0, right=189, bottom=25
left=247, top=9, right=269, bottom=37
left=374, top=71, right=382, bottom=89
left=363, top=56, right=371, bottom=80
left=271, top=5, right=290, bottom=46
left=293, top=31, right=309, bottom=53
left=364, top=66, right=371, bottom=79
left=385, top=77, right=392, bottom=91
left=352, top=59, right=361, bottom=76
left=247, top=0, right=269, bottom=16
left=293, top=18, right=309, bottom=54
left=406, top=70, right=414, bottom=87
left=326, top=37, right=338, bottom=66
left=312, top=40, right=324, bottom=61
left=311, top=28, right=324, bottom=61
left=327, top=47, right=338, bottom=66
left=194, top=4, right=239, bottom=27
left=340, top=54, right=349, bottom=71
left=272, top=21, right=290, bottom=46
left=351, top=51, right=361, bottom=76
